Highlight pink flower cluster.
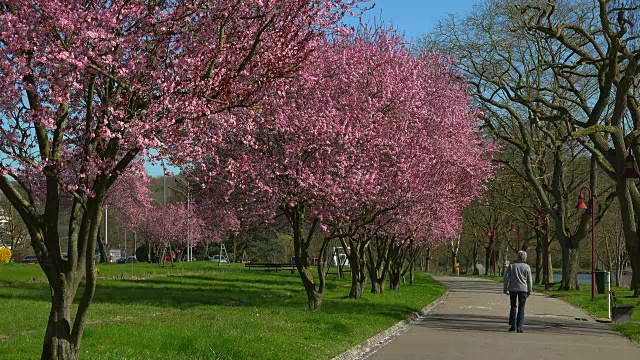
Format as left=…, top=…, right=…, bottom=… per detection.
left=0, top=0, right=363, bottom=210
left=189, top=26, right=496, bottom=247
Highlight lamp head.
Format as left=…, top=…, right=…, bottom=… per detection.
left=576, top=193, right=588, bottom=210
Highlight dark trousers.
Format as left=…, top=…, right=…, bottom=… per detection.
left=509, top=292, right=528, bottom=329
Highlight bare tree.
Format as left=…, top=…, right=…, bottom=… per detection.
left=426, top=0, right=617, bottom=290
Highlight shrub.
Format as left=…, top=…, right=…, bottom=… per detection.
left=0, top=248, right=12, bottom=264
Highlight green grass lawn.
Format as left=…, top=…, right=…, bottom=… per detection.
left=0, top=262, right=446, bottom=360
left=535, top=283, right=640, bottom=344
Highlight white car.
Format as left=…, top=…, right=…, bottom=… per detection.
left=210, top=255, right=228, bottom=263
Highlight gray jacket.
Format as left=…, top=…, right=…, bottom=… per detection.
left=503, top=260, right=533, bottom=293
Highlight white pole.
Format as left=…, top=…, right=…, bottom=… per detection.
left=607, top=271, right=611, bottom=320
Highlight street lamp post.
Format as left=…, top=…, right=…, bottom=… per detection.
left=576, top=187, right=596, bottom=300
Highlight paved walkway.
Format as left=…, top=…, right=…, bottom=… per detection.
left=367, top=275, right=640, bottom=360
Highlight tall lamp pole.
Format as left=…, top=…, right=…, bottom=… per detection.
left=576, top=188, right=596, bottom=300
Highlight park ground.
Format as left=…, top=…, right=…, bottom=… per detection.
left=0, top=262, right=444, bottom=360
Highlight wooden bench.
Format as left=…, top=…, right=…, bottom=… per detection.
left=245, top=263, right=296, bottom=274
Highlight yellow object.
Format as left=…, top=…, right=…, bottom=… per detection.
left=0, top=248, right=12, bottom=264
left=454, top=263, right=460, bottom=276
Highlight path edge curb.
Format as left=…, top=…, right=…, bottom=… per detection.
left=330, top=288, right=450, bottom=360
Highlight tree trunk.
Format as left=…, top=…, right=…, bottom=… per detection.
left=42, top=282, right=78, bottom=360
left=38, top=208, right=100, bottom=360
left=96, top=226, right=108, bottom=264
left=629, top=244, right=640, bottom=296
left=366, top=237, right=390, bottom=294
left=484, top=245, right=492, bottom=276
left=350, top=272, right=365, bottom=299
left=285, top=204, right=324, bottom=309
left=371, top=281, right=384, bottom=294
left=389, top=271, right=401, bottom=290
left=344, top=239, right=367, bottom=299
left=545, top=249, right=553, bottom=286
left=614, top=156, right=639, bottom=297
left=559, top=246, right=580, bottom=290
left=367, top=263, right=386, bottom=294
left=451, top=252, right=457, bottom=274
left=535, top=237, right=542, bottom=285
left=409, top=262, right=415, bottom=285
left=616, top=258, right=621, bottom=287
left=366, top=255, right=386, bottom=294
left=348, top=253, right=366, bottom=299
left=298, top=264, right=323, bottom=309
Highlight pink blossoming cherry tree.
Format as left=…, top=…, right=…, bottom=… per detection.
left=0, top=1, right=361, bottom=358
left=191, top=27, right=494, bottom=308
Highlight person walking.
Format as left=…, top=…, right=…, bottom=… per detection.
left=503, top=250, right=533, bottom=333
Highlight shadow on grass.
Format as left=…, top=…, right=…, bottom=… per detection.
left=0, top=273, right=423, bottom=320
left=118, top=273, right=345, bottom=292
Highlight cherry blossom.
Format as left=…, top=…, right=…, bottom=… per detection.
left=0, top=1, right=363, bottom=357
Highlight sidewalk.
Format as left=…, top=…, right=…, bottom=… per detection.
left=367, top=275, right=640, bottom=360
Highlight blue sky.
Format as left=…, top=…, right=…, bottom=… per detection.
left=145, top=0, right=478, bottom=176
left=348, top=0, right=478, bottom=41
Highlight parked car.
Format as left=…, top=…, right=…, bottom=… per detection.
left=22, top=255, right=38, bottom=264
left=117, top=256, right=138, bottom=264
left=210, top=255, right=228, bottom=263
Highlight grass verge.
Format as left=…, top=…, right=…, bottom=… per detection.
left=0, top=262, right=446, bottom=360
left=535, top=283, right=640, bottom=344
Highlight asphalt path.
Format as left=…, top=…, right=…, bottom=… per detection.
left=367, top=275, right=640, bottom=360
